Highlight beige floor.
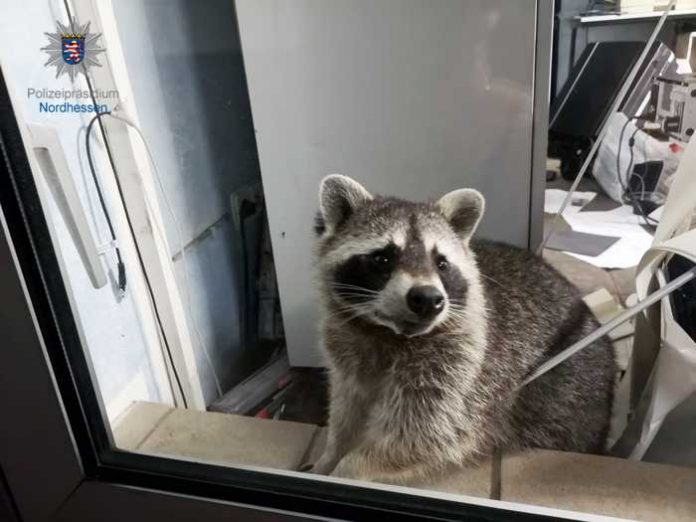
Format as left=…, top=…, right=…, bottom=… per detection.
left=114, top=401, right=696, bottom=521
left=544, top=249, right=636, bottom=305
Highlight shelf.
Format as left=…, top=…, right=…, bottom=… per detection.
left=577, top=8, right=696, bottom=24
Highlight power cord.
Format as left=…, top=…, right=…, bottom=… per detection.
left=85, top=111, right=126, bottom=292
left=107, top=110, right=224, bottom=399
left=84, top=110, right=189, bottom=408
left=615, top=117, right=659, bottom=228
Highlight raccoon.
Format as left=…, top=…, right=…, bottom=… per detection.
left=311, top=174, right=615, bottom=484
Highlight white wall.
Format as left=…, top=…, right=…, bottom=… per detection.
left=237, top=0, right=548, bottom=366
left=0, top=0, right=168, bottom=422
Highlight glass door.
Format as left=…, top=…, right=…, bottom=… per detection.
left=7, top=1, right=692, bottom=521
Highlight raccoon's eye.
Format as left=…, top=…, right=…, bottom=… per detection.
left=367, top=244, right=398, bottom=272
left=371, top=253, right=391, bottom=267
left=436, top=255, right=449, bottom=271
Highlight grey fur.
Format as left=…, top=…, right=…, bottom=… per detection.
left=312, top=175, right=615, bottom=484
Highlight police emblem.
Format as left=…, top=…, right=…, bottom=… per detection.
left=62, top=35, right=85, bottom=65
left=42, top=18, right=105, bottom=80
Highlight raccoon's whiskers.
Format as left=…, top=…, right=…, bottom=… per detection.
left=334, top=292, right=376, bottom=300
left=443, top=304, right=470, bottom=326
left=329, top=303, right=367, bottom=314
left=448, top=309, right=470, bottom=321
left=444, top=311, right=467, bottom=322
left=329, top=283, right=381, bottom=295
left=336, top=312, right=366, bottom=327
left=446, top=306, right=467, bottom=316
left=334, top=305, right=373, bottom=327
left=326, top=301, right=374, bottom=325
left=479, top=273, right=505, bottom=289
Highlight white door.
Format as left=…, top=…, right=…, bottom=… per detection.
left=236, top=0, right=550, bottom=366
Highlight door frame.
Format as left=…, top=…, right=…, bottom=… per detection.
left=69, top=0, right=207, bottom=410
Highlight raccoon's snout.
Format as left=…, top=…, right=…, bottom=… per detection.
left=406, top=286, right=444, bottom=319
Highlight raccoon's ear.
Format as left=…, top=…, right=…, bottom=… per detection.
left=318, top=174, right=372, bottom=234
left=436, top=188, right=485, bottom=242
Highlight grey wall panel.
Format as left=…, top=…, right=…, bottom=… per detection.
left=112, top=0, right=264, bottom=400
left=237, top=0, right=547, bottom=366
left=112, top=0, right=261, bottom=248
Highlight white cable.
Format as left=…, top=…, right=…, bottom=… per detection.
left=537, top=0, right=677, bottom=254
left=108, top=111, right=224, bottom=399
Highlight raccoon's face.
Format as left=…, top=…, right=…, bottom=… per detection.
left=316, top=174, right=485, bottom=337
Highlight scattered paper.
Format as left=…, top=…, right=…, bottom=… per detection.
left=576, top=204, right=648, bottom=226
left=545, top=190, right=655, bottom=268
left=562, top=206, right=653, bottom=269
left=544, top=189, right=597, bottom=215
left=545, top=229, right=620, bottom=257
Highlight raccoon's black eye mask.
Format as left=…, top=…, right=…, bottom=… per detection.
left=332, top=243, right=400, bottom=301
left=368, top=245, right=399, bottom=274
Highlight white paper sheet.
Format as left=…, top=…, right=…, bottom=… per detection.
left=544, top=189, right=596, bottom=215
left=563, top=206, right=653, bottom=269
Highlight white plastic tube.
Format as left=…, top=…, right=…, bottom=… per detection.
left=521, top=265, right=696, bottom=388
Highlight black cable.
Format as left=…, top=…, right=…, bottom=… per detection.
left=626, top=127, right=641, bottom=184
left=85, top=111, right=126, bottom=292
left=614, top=115, right=651, bottom=194
left=616, top=118, right=658, bottom=228
left=84, top=113, right=189, bottom=409
left=625, top=131, right=659, bottom=227
left=615, top=117, right=632, bottom=195
left=64, top=2, right=188, bottom=408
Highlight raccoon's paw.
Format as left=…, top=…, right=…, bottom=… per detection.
left=308, top=453, right=339, bottom=475
left=329, top=456, right=360, bottom=480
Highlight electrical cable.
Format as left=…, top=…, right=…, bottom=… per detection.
left=85, top=112, right=126, bottom=292
left=65, top=3, right=189, bottom=408
left=83, top=110, right=188, bottom=409
left=615, top=118, right=659, bottom=228
left=107, top=111, right=224, bottom=399
left=629, top=170, right=647, bottom=200
left=615, top=117, right=633, bottom=195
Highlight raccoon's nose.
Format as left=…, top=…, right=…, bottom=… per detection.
left=406, top=286, right=445, bottom=318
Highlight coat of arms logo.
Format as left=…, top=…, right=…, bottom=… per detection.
left=42, top=18, right=105, bottom=80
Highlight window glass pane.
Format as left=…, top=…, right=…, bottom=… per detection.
left=2, top=1, right=695, bottom=520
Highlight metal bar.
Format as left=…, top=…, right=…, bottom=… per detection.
left=578, top=8, right=696, bottom=25
left=528, top=0, right=554, bottom=251
left=520, top=265, right=696, bottom=388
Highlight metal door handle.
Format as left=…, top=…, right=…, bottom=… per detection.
left=28, top=122, right=108, bottom=289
